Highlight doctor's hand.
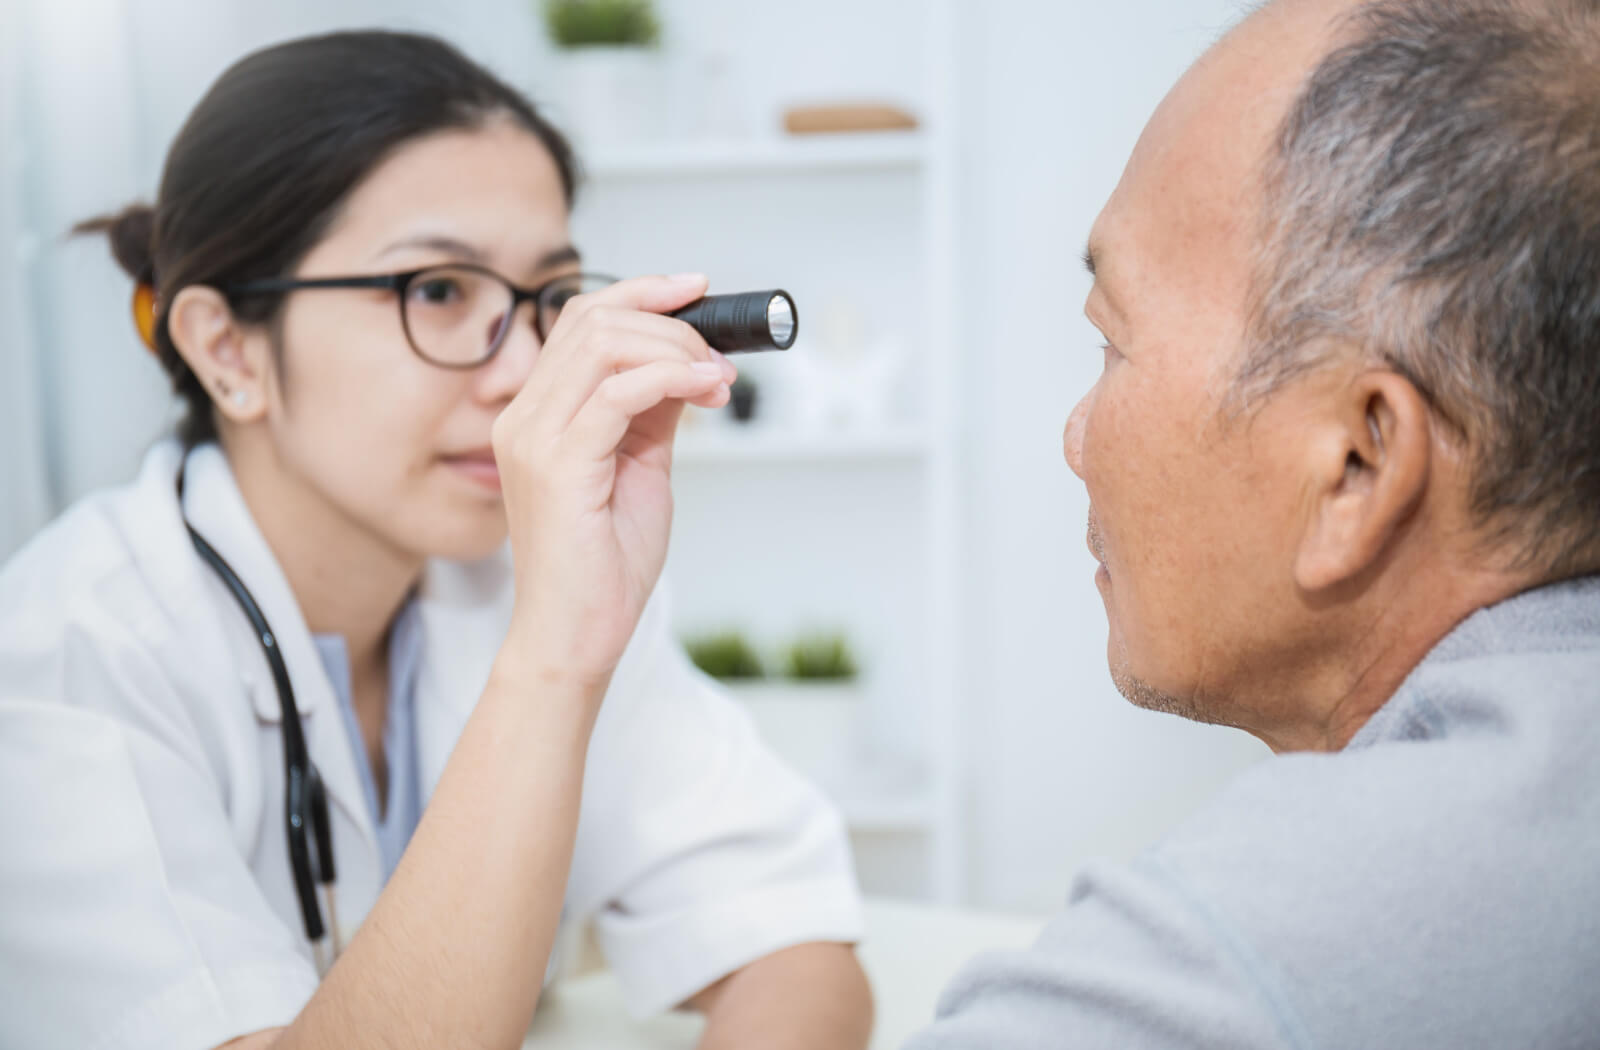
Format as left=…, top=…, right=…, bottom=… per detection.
left=492, top=273, right=734, bottom=691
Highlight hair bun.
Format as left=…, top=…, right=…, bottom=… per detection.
left=74, top=204, right=157, bottom=284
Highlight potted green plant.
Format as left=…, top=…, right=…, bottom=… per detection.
left=541, top=0, right=665, bottom=145
left=781, top=633, right=860, bottom=681
left=544, top=0, right=659, bottom=46
left=683, top=630, right=766, bottom=681
left=723, top=631, right=862, bottom=785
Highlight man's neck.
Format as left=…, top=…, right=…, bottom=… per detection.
left=1260, top=559, right=1536, bottom=753
left=223, top=435, right=422, bottom=675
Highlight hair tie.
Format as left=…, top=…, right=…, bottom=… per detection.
left=131, top=282, right=159, bottom=354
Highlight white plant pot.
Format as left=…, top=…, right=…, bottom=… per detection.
left=727, top=680, right=861, bottom=785
left=552, top=46, right=665, bottom=147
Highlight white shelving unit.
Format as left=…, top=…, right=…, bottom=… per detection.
left=564, top=0, right=965, bottom=903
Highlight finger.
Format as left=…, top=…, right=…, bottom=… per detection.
left=504, top=327, right=688, bottom=441
left=564, top=361, right=728, bottom=461
left=685, top=384, right=733, bottom=410
left=542, top=321, right=728, bottom=430
left=538, top=272, right=710, bottom=367
left=516, top=306, right=733, bottom=429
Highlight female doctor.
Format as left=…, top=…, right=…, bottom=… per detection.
left=0, top=29, right=871, bottom=1050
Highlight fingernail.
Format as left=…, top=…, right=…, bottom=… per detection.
left=691, top=361, right=722, bottom=377
left=713, top=349, right=737, bottom=381
left=669, top=272, right=708, bottom=285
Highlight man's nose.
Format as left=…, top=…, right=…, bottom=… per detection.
left=1063, top=392, right=1091, bottom=479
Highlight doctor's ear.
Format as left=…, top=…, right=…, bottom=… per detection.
left=167, top=285, right=271, bottom=424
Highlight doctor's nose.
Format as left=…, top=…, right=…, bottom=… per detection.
left=476, top=303, right=542, bottom=402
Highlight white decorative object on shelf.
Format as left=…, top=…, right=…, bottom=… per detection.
left=687, top=51, right=748, bottom=140
left=729, top=680, right=861, bottom=785
left=787, top=300, right=911, bottom=433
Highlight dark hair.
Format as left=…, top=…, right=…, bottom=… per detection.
left=78, top=30, right=580, bottom=449
left=1240, top=0, right=1600, bottom=579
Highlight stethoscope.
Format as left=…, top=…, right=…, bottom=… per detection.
left=177, top=465, right=343, bottom=974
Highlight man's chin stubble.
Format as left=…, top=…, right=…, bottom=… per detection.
left=1107, top=644, right=1234, bottom=729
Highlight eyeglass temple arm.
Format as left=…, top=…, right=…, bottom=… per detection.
left=226, top=274, right=407, bottom=295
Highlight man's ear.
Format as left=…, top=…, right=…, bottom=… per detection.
left=167, top=285, right=270, bottom=424
left=1294, top=370, right=1431, bottom=593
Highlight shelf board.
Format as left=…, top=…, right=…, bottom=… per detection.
left=584, top=133, right=927, bottom=179
left=673, top=427, right=930, bottom=466
left=837, top=790, right=939, bottom=833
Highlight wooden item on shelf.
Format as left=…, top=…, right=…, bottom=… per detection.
left=782, top=103, right=920, bottom=135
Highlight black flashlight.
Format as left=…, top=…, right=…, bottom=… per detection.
left=671, top=290, right=798, bottom=354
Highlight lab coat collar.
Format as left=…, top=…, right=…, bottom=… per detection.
left=178, top=443, right=332, bottom=726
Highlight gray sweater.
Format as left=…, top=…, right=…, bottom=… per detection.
left=906, top=576, right=1600, bottom=1049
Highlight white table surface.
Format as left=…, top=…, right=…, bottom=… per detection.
left=523, top=897, right=1047, bottom=1049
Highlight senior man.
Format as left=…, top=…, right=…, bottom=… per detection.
left=908, top=0, right=1600, bottom=1047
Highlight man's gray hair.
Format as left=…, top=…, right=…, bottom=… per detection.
left=1241, top=0, right=1600, bottom=578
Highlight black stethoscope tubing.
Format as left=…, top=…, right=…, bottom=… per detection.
left=176, top=467, right=336, bottom=955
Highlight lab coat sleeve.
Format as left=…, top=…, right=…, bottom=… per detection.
left=567, top=585, right=866, bottom=1017
left=0, top=621, right=318, bottom=1050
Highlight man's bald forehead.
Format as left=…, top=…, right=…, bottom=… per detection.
left=1085, top=0, right=1352, bottom=335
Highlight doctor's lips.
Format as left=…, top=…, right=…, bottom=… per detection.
left=441, top=448, right=501, bottom=490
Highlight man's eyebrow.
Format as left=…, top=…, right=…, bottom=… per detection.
left=374, top=237, right=581, bottom=273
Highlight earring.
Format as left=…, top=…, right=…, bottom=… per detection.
left=232, top=391, right=248, bottom=408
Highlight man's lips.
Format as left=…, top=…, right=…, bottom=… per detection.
left=1087, top=510, right=1107, bottom=565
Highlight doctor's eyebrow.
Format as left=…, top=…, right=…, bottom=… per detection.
left=376, top=234, right=487, bottom=263
left=533, top=244, right=582, bottom=271
left=373, top=237, right=581, bottom=273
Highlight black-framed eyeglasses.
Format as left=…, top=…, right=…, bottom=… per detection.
left=225, top=265, right=619, bottom=368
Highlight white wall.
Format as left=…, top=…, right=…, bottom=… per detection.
left=1, top=0, right=53, bottom=556
left=952, top=0, right=1272, bottom=911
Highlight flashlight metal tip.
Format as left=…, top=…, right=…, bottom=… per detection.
left=766, top=294, right=797, bottom=349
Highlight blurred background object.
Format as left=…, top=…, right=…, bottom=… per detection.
left=782, top=103, right=920, bottom=135
left=2, top=0, right=1269, bottom=912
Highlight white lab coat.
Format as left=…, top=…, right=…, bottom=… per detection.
left=0, top=440, right=862, bottom=1050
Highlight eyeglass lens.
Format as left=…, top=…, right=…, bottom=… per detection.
left=400, top=268, right=613, bottom=366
